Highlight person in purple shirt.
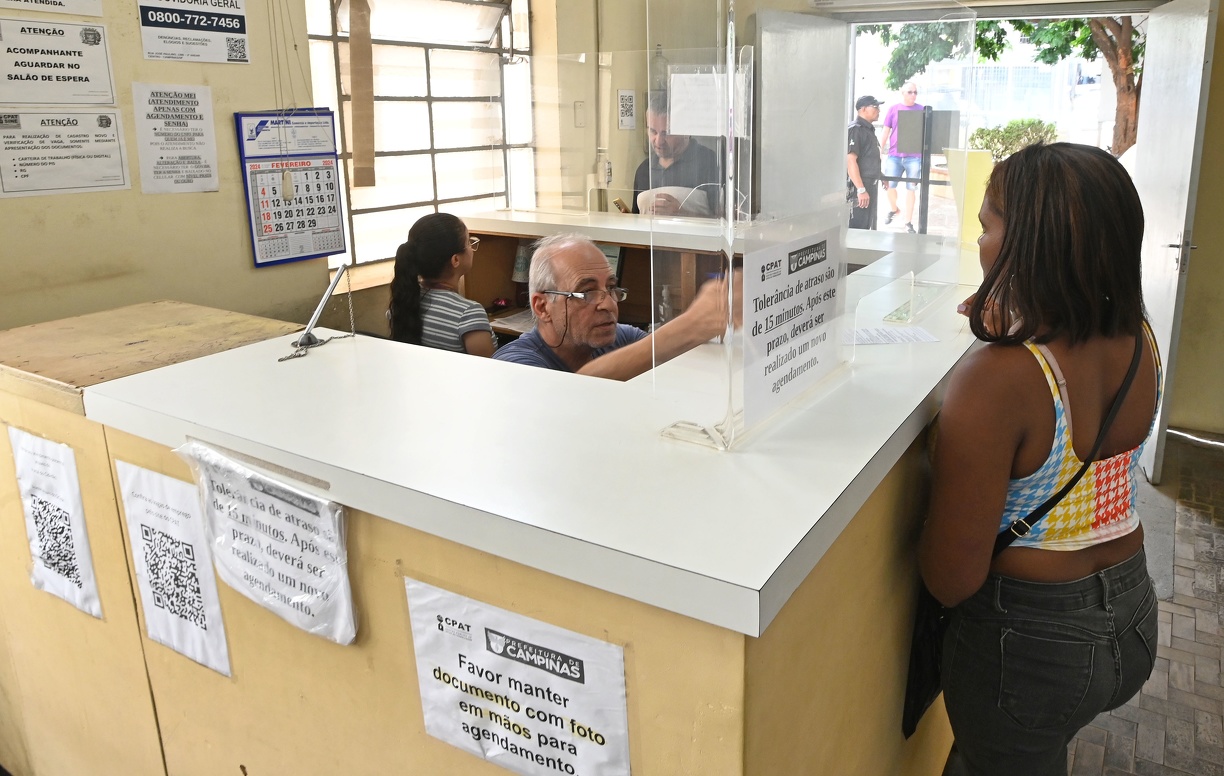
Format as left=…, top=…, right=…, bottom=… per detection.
left=493, top=233, right=735, bottom=380
left=880, top=82, right=925, bottom=233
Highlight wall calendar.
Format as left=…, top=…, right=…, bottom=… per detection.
left=235, top=109, right=346, bottom=267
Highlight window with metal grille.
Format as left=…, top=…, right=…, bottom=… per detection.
left=306, top=0, right=534, bottom=267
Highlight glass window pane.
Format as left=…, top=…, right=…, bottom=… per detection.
left=347, top=155, right=435, bottom=210
left=503, top=58, right=532, bottom=144
left=435, top=149, right=504, bottom=200
left=337, top=0, right=505, bottom=46
left=338, top=41, right=350, bottom=97
left=430, top=50, right=500, bottom=98
left=305, top=0, right=332, bottom=36
left=310, top=41, right=339, bottom=111
left=352, top=206, right=434, bottom=264
left=508, top=147, right=535, bottom=210
left=446, top=195, right=505, bottom=216
left=372, top=45, right=427, bottom=97
left=510, top=0, right=529, bottom=50
left=376, top=102, right=431, bottom=152
left=433, top=102, right=503, bottom=148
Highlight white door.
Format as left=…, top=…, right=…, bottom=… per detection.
left=1133, top=0, right=1218, bottom=483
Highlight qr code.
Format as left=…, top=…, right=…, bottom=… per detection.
left=32, top=495, right=81, bottom=588
left=226, top=36, right=247, bottom=62
left=619, top=93, right=634, bottom=119
left=141, top=524, right=207, bottom=630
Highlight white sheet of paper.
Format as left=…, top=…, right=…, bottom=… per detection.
left=7, top=426, right=102, bottom=618
left=177, top=441, right=356, bottom=645
left=743, top=229, right=847, bottom=428
left=636, top=186, right=710, bottom=217
left=0, top=110, right=130, bottom=198
left=844, top=326, right=940, bottom=345
left=407, top=579, right=630, bottom=776
left=0, top=18, right=115, bottom=104
left=138, top=0, right=249, bottom=64
left=0, top=0, right=101, bottom=15
left=133, top=83, right=219, bottom=193
left=116, top=460, right=230, bottom=676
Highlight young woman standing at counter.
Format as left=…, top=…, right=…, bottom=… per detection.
left=388, top=213, right=495, bottom=356
left=920, top=143, right=1161, bottom=775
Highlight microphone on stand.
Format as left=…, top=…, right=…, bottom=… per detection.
left=294, top=262, right=350, bottom=348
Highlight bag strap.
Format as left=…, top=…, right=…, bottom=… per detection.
left=992, top=332, right=1145, bottom=557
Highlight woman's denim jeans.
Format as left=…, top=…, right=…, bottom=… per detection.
left=942, top=549, right=1158, bottom=776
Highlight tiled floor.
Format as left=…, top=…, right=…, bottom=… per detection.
left=1066, top=436, right=1224, bottom=775
left=943, top=435, right=1224, bottom=775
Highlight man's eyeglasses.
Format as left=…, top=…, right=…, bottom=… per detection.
left=542, top=288, right=628, bottom=305
left=469, top=236, right=480, bottom=251
left=903, top=90, right=917, bottom=94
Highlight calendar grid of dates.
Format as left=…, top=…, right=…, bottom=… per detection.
left=247, top=160, right=344, bottom=263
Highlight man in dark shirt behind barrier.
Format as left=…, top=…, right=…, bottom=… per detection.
left=847, top=95, right=883, bottom=230
left=493, top=233, right=736, bottom=380
left=631, top=91, right=722, bottom=217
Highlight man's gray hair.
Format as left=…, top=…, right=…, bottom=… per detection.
left=528, top=233, right=607, bottom=297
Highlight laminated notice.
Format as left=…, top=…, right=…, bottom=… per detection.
left=176, top=441, right=355, bottom=645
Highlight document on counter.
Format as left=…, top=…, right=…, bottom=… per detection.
left=844, top=326, right=939, bottom=345
left=491, top=308, right=536, bottom=335
left=0, top=110, right=130, bottom=197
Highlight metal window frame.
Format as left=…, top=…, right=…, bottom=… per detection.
left=314, top=0, right=532, bottom=264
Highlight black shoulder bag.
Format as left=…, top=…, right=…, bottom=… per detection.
left=901, top=333, right=1145, bottom=738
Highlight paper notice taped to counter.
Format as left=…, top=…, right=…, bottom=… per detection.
left=406, top=579, right=630, bottom=776
left=176, top=441, right=355, bottom=645
left=7, top=426, right=102, bottom=618
left=117, top=460, right=231, bottom=676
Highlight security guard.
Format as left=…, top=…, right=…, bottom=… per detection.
left=847, top=95, right=883, bottom=230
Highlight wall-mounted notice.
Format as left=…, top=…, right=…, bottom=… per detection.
left=133, top=82, right=218, bottom=193
left=743, top=228, right=846, bottom=428
left=137, top=0, right=249, bottom=63
left=0, top=110, right=129, bottom=198
left=0, top=0, right=102, bottom=16
left=116, top=460, right=231, bottom=676
left=0, top=18, right=114, bottom=105
left=235, top=109, right=345, bottom=267
left=176, top=441, right=355, bottom=645
left=6, top=427, right=102, bottom=618
left=406, top=579, right=631, bottom=776
left=616, top=89, right=635, bottom=130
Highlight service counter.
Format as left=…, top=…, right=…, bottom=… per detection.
left=0, top=302, right=300, bottom=776
left=75, top=254, right=977, bottom=774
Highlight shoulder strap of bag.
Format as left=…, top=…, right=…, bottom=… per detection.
left=992, top=332, right=1145, bottom=557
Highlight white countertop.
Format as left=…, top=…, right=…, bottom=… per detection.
left=83, top=256, right=978, bottom=636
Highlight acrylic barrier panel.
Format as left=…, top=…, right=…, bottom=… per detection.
left=629, top=47, right=753, bottom=450
left=846, top=11, right=983, bottom=360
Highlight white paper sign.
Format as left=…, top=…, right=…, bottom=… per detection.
left=406, top=579, right=630, bottom=776
left=0, top=18, right=115, bottom=105
left=743, top=228, right=847, bottom=427
left=6, top=427, right=102, bottom=618
left=116, top=460, right=230, bottom=676
left=137, top=0, right=249, bottom=64
left=0, top=110, right=130, bottom=198
left=0, top=0, right=102, bottom=16
left=616, top=89, right=635, bottom=130
left=133, top=82, right=219, bottom=193
left=176, top=442, right=355, bottom=645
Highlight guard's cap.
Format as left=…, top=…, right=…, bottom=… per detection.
left=855, top=95, right=883, bottom=109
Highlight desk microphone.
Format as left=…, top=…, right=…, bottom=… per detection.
left=294, top=262, right=350, bottom=348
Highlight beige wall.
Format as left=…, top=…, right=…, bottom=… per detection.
left=0, top=0, right=328, bottom=332
left=1168, top=18, right=1224, bottom=434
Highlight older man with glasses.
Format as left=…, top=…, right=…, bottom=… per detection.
left=880, top=82, right=925, bottom=233
left=493, top=233, right=735, bottom=380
